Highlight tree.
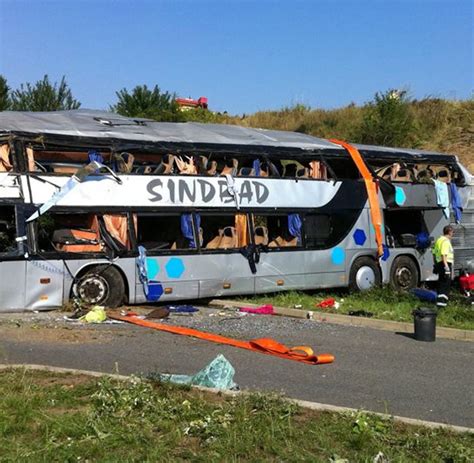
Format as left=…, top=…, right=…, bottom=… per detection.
left=356, top=89, right=419, bottom=147
left=10, top=75, right=81, bottom=111
left=110, top=84, right=179, bottom=121
left=0, top=75, right=10, bottom=111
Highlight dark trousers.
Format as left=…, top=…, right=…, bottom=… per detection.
left=436, top=262, right=452, bottom=307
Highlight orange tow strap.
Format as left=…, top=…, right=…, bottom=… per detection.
left=329, top=139, right=384, bottom=257
left=109, top=313, right=334, bottom=365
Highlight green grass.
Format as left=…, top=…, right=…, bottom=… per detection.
left=235, top=287, right=474, bottom=330
left=0, top=369, right=472, bottom=462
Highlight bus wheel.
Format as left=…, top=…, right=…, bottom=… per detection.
left=74, top=265, right=125, bottom=308
left=349, top=257, right=381, bottom=292
left=390, top=256, right=419, bottom=292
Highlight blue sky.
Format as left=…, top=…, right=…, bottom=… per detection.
left=0, top=0, right=472, bottom=114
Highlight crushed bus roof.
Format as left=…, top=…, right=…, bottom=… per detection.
left=0, top=109, right=456, bottom=162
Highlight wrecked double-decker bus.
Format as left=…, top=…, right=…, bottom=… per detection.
left=0, top=109, right=472, bottom=311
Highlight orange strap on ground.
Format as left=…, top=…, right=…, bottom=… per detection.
left=109, top=313, right=334, bottom=365
left=329, top=139, right=384, bottom=257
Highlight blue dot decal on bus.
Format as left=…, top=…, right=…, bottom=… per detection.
left=166, top=258, right=185, bottom=278
left=147, top=282, right=164, bottom=301
left=353, top=229, right=367, bottom=246
left=395, top=186, right=406, bottom=206
left=331, top=247, right=345, bottom=265
left=381, top=245, right=390, bottom=261
left=146, top=258, right=160, bottom=280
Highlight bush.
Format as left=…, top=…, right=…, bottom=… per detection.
left=355, top=89, right=419, bottom=147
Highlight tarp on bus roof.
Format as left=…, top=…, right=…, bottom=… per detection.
left=0, top=109, right=457, bottom=162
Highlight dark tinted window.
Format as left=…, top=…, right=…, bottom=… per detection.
left=305, top=210, right=360, bottom=248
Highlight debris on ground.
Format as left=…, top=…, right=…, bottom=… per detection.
left=239, top=304, right=274, bottom=315
left=348, top=310, right=374, bottom=318
left=167, top=305, right=199, bottom=314
left=148, top=354, right=238, bottom=390
left=145, top=307, right=170, bottom=319
left=316, top=297, right=342, bottom=310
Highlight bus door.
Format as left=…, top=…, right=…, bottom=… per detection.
left=251, top=213, right=307, bottom=293
left=0, top=205, right=27, bottom=310
left=25, top=258, right=65, bottom=309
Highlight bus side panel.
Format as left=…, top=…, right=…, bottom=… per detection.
left=25, top=259, right=64, bottom=309
left=0, top=261, right=26, bottom=311
left=305, top=249, right=347, bottom=289
left=255, top=250, right=309, bottom=293
left=198, top=254, right=255, bottom=298
left=134, top=254, right=200, bottom=303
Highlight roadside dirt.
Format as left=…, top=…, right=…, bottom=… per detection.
left=0, top=323, right=114, bottom=344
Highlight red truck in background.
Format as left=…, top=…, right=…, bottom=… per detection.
left=176, top=96, right=208, bottom=111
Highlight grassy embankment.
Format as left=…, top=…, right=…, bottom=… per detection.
left=1, top=369, right=472, bottom=462
left=236, top=288, right=474, bottom=330
left=223, top=98, right=473, bottom=170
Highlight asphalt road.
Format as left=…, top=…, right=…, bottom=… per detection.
left=0, top=309, right=473, bottom=427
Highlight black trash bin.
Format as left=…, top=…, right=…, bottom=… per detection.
left=412, top=308, right=437, bottom=342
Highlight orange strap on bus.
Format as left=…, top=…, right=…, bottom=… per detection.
left=109, top=313, right=334, bottom=365
left=329, top=139, right=384, bottom=257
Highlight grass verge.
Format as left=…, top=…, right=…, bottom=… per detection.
left=0, top=369, right=472, bottom=462
left=235, top=288, right=474, bottom=330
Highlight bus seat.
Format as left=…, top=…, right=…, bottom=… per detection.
left=219, top=226, right=238, bottom=248
left=220, top=158, right=238, bottom=176
left=391, top=164, right=415, bottom=182
left=259, top=166, right=269, bottom=177
left=26, top=146, right=36, bottom=172
left=0, top=144, right=12, bottom=172
left=205, top=228, right=224, bottom=249
left=52, top=228, right=103, bottom=253
left=437, top=169, right=451, bottom=183
left=416, top=168, right=434, bottom=183
left=254, top=226, right=269, bottom=245
left=51, top=164, right=81, bottom=174
left=309, top=160, right=327, bottom=179
left=199, top=155, right=209, bottom=171
left=239, top=167, right=254, bottom=176
left=296, top=167, right=309, bottom=178
left=206, top=160, right=217, bottom=175
left=114, top=152, right=135, bottom=173
left=282, top=160, right=305, bottom=178
left=389, top=163, right=401, bottom=180
left=375, top=164, right=392, bottom=180
left=134, top=165, right=153, bottom=174
left=268, top=236, right=298, bottom=247
left=175, top=155, right=197, bottom=175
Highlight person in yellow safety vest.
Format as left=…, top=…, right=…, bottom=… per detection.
left=433, top=225, right=455, bottom=308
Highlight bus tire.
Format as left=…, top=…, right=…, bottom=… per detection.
left=74, top=265, right=125, bottom=308
left=349, top=257, right=381, bottom=292
left=390, top=256, right=419, bottom=292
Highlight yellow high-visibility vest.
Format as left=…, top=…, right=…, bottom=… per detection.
left=433, top=236, right=454, bottom=264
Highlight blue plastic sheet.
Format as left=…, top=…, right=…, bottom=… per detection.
left=288, top=213, right=302, bottom=242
